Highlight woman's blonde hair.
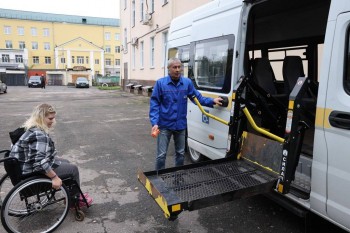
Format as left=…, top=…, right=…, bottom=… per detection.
left=23, top=103, right=56, bottom=133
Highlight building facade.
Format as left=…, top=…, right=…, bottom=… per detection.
left=0, top=9, right=120, bottom=86
left=120, top=0, right=212, bottom=88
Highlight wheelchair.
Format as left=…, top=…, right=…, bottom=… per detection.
left=0, top=149, right=91, bottom=233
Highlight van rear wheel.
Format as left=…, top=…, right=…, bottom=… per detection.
left=188, top=147, right=203, bottom=163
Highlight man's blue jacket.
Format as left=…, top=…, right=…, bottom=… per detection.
left=149, top=75, right=214, bottom=130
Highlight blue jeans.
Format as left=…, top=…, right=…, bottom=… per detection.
left=156, top=129, right=186, bottom=170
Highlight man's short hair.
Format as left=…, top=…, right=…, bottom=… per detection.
left=167, top=57, right=182, bottom=68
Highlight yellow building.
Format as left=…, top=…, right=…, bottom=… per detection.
left=0, top=9, right=120, bottom=86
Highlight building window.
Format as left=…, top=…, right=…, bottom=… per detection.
left=72, top=56, right=75, bottom=63
left=105, top=58, right=111, bottom=66
left=124, top=28, right=128, bottom=52
left=31, top=27, right=37, bottom=36
left=45, top=57, right=51, bottom=64
left=132, top=46, right=136, bottom=69
left=115, top=59, right=120, bottom=66
left=105, top=32, right=111, bottom=40
left=15, top=55, right=23, bottom=63
left=140, top=41, right=144, bottom=68
left=61, top=57, right=66, bottom=63
left=17, top=27, right=24, bottom=35
left=124, top=0, right=127, bottom=9
left=151, top=0, right=154, bottom=12
left=32, top=42, right=38, bottom=50
left=44, top=42, right=50, bottom=50
left=2, top=54, right=10, bottom=63
left=115, top=33, right=120, bottom=41
left=43, top=28, right=49, bottom=37
left=132, top=1, right=135, bottom=27
left=86, top=56, right=89, bottom=64
left=162, top=31, right=168, bottom=66
left=115, top=46, right=121, bottom=53
left=77, top=56, right=84, bottom=64
left=4, top=26, right=11, bottom=35
left=95, top=59, right=99, bottom=64
left=33, top=56, right=39, bottom=64
left=105, top=45, right=111, bottom=53
left=19, top=41, right=25, bottom=49
left=5, top=40, right=13, bottom=49
left=140, top=0, right=144, bottom=21
left=150, top=37, right=155, bottom=67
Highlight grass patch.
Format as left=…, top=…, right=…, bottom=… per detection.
left=97, top=86, right=121, bottom=90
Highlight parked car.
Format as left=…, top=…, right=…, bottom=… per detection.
left=28, top=76, right=42, bottom=88
left=0, top=80, right=7, bottom=93
left=75, top=77, right=89, bottom=88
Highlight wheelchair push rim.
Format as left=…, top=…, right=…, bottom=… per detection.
left=1, top=177, right=70, bottom=233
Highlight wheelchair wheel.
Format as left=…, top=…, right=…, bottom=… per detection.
left=0, top=173, right=12, bottom=207
left=1, top=177, right=70, bottom=233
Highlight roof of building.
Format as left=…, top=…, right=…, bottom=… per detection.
left=0, top=8, right=119, bottom=27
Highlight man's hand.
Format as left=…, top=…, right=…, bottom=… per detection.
left=213, top=97, right=223, bottom=106
left=52, top=176, right=62, bottom=190
left=151, top=125, right=160, bottom=138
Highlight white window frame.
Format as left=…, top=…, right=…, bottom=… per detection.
left=2, top=54, right=10, bottom=63
left=32, top=42, right=38, bottom=50
left=115, top=33, right=120, bottom=41
left=4, top=26, right=11, bottom=35
left=162, top=31, right=168, bottom=67
left=140, top=0, right=144, bottom=21
left=115, top=59, right=120, bottom=66
left=5, top=40, right=13, bottom=49
left=31, top=27, right=37, bottom=36
left=15, top=55, right=23, bottom=63
left=61, top=57, right=66, bottom=64
left=19, top=41, right=25, bottom=49
left=105, top=58, right=111, bottom=66
left=115, top=46, right=121, bottom=53
left=43, top=28, right=50, bottom=37
left=45, top=56, right=51, bottom=64
left=17, top=27, right=24, bottom=35
left=140, top=41, right=144, bottom=68
left=44, top=42, right=50, bottom=50
left=105, top=32, right=111, bottom=40
left=33, top=56, right=39, bottom=64
left=95, top=59, right=99, bottom=64
left=105, top=45, right=111, bottom=53
left=77, top=56, right=84, bottom=64
left=132, top=1, right=136, bottom=27
left=132, top=46, right=136, bottom=69
left=150, top=37, right=155, bottom=68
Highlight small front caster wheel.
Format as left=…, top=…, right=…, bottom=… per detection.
left=75, top=210, right=85, bottom=221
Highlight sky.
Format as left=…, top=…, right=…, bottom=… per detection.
left=0, top=0, right=120, bottom=19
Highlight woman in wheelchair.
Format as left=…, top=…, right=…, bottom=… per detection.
left=9, top=103, right=93, bottom=208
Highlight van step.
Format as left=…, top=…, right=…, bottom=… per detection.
left=138, top=158, right=278, bottom=220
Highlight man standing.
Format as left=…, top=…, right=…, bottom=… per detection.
left=40, top=74, right=46, bottom=89
left=149, top=57, right=222, bottom=170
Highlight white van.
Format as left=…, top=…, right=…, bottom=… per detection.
left=139, top=0, right=350, bottom=231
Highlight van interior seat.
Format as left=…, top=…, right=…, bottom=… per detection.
left=282, top=56, right=316, bottom=125
left=251, top=57, right=288, bottom=104
left=282, top=56, right=305, bottom=94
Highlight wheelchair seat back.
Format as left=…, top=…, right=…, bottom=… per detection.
left=4, top=156, right=22, bottom=186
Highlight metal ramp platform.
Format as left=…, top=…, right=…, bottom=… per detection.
left=138, top=157, right=279, bottom=220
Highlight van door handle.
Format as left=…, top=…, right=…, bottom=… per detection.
left=329, top=111, right=350, bottom=130
left=219, top=96, right=229, bottom=107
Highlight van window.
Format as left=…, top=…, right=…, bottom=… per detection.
left=193, top=35, right=234, bottom=93
left=344, top=27, right=350, bottom=94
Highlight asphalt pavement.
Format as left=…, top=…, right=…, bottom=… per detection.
left=0, top=86, right=346, bottom=233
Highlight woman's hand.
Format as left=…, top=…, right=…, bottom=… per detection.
left=51, top=176, right=62, bottom=190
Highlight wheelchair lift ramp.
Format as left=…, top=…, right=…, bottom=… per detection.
left=138, top=158, right=278, bottom=220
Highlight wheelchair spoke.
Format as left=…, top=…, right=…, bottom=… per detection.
left=1, top=177, right=70, bottom=233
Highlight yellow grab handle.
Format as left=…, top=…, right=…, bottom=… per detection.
left=192, top=96, right=229, bottom=126
left=242, top=107, right=285, bottom=143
